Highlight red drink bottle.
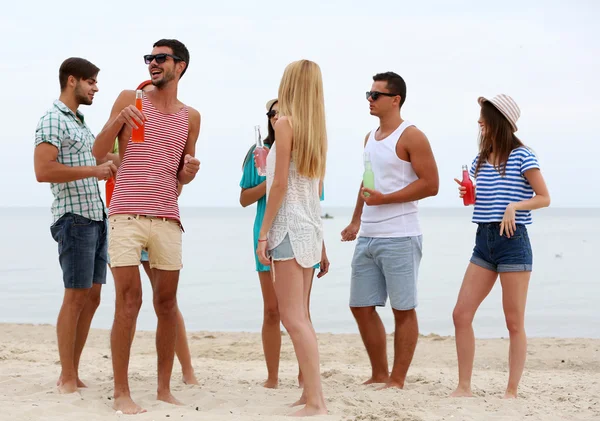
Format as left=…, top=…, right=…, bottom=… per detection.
left=131, top=90, right=144, bottom=143
left=461, top=165, right=475, bottom=206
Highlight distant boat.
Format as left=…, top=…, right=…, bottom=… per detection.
left=321, top=213, right=334, bottom=219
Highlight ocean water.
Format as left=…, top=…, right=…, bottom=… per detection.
left=0, top=206, right=598, bottom=338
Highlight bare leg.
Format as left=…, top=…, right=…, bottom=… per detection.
left=290, top=268, right=317, bottom=407
left=72, top=283, right=102, bottom=388
left=382, top=309, right=418, bottom=389
left=297, top=269, right=315, bottom=389
left=350, top=306, right=389, bottom=384
left=258, top=270, right=281, bottom=389
left=153, top=269, right=183, bottom=405
left=111, top=266, right=145, bottom=414
left=274, top=260, right=327, bottom=417
left=451, top=263, right=498, bottom=397
left=146, top=262, right=198, bottom=385
left=56, top=288, right=92, bottom=394
left=500, top=271, right=530, bottom=399
left=174, top=311, right=198, bottom=385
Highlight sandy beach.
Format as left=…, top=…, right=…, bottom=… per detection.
left=0, top=324, right=598, bottom=421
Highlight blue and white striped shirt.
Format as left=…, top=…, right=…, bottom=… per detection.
left=469, top=147, right=540, bottom=225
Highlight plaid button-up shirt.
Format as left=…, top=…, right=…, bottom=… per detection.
left=35, top=100, right=106, bottom=224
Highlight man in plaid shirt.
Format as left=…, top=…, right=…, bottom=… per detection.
left=33, top=57, right=117, bottom=394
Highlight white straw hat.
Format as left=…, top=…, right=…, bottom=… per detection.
left=265, top=98, right=278, bottom=112
left=478, top=94, right=520, bottom=132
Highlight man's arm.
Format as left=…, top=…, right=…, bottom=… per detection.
left=93, top=90, right=140, bottom=160
left=177, top=107, right=201, bottom=185
left=34, top=143, right=113, bottom=183
left=341, top=132, right=370, bottom=242
left=96, top=152, right=121, bottom=167
left=363, top=128, right=439, bottom=205
left=350, top=132, right=371, bottom=222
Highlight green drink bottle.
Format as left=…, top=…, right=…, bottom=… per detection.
left=363, top=152, right=375, bottom=197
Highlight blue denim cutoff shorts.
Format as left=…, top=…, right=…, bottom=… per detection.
left=269, top=234, right=295, bottom=261
left=50, top=213, right=108, bottom=289
left=268, top=234, right=320, bottom=269
left=470, top=223, right=532, bottom=273
left=350, top=236, right=422, bottom=311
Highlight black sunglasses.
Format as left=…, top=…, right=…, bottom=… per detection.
left=366, top=91, right=399, bottom=101
left=266, top=109, right=279, bottom=118
left=144, top=53, right=183, bottom=65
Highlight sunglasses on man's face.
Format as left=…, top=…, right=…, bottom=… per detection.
left=267, top=110, right=279, bottom=118
left=366, top=91, right=399, bottom=101
left=144, top=53, right=183, bottom=65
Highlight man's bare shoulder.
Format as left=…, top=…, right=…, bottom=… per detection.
left=114, top=90, right=136, bottom=107
left=186, top=106, right=201, bottom=122
left=402, top=125, right=430, bottom=145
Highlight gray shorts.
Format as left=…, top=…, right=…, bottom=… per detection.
left=350, top=236, right=422, bottom=311
left=269, top=234, right=295, bottom=261
left=268, top=234, right=320, bottom=269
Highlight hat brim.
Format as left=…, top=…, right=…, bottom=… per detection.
left=477, top=96, right=518, bottom=132
left=266, top=99, right=278, bottom=112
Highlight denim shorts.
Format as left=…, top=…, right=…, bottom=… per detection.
left=268, top=234, right=320, bottom=269
left=350, top=236, right=422, bottom=311
left=50, top=213, right=108, bottom=289
left=470, top=223, right=532, bottom=273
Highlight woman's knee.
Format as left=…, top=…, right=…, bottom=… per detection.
left=263, top=305, right=280, bottom=325
left=504, top=313, right=525, bottom=334
left=280, top=311, right=307, bottom=337
left=452, top=306, right=475, bottom=329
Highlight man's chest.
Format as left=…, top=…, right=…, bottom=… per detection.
left=58, top=119, right=95, bottom=162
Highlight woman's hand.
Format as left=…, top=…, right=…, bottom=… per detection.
left=257, top=239, right=270, bottom=266
left=454, top=178, right=467, bottom=198
left=500, top=203, right=517, bottom=238
left=317, top=245, right=330, bottom=278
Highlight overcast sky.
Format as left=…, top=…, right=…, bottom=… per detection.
left=1, top=0, right=598, bottom=208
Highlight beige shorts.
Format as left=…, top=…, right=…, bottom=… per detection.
left=108, top=214, right=182, bottom=271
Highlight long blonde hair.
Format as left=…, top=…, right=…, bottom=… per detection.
left=277, top=60, right=327, bottom=179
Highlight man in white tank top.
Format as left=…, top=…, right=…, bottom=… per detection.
left=341, top=72, right=439, bottom=389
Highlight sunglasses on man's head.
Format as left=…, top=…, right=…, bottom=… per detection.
left=366, top=91, right=399, bottom=101
left=144, top=53, right=183, bottom=65
left=266, top=110, right=279, bottom=118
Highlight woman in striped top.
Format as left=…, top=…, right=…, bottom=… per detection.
left=451, top=94, right=550, bottom=399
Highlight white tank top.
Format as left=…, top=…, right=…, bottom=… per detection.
left=266, top=142, right=323, bottom=268
left=360, top=120, right=422, bottom=238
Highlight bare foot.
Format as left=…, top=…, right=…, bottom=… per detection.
left=289, top=393, right=307, bottom=407
left=182, top=372, right=200, bottom=386
left=363, top=375, right=389, bottom=385
left=503, top=390, right=517, bottom=399
left=57, top=375, right=87, bottom=388
left=378, top=380, right=404, bottom=390
left=157, top=391, right=184, bottom=406
left=451, top=386, right=474, bottom=398
left=290, top=404, right=328, bottom=417
left=112, top=396, right=146, bottom=414
left=263, top=378, right=279, bottom=389
left=57, top=379, right=78, bottom=394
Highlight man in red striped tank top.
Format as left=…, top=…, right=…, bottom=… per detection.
left=93, top=39, right=201, bottom=415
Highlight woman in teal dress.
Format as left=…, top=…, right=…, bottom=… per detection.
left=240, top=99, right=329, bottom=389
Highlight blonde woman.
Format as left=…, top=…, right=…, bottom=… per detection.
left=257, top=60, right=328, bottom=417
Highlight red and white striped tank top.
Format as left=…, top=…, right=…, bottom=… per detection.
left=109, top=94, right=189, bottom=223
